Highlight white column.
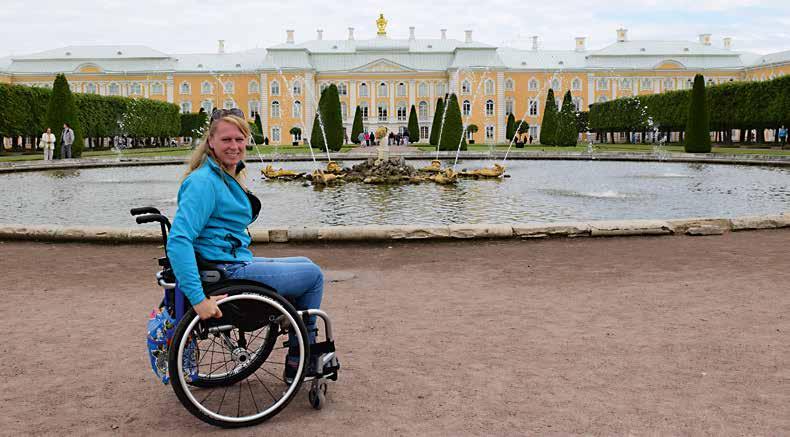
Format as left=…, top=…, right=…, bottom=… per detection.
left=496, top=71, right=506, bottom=143
left=304, top=72, right=315, bottom=139
left=389, top=80, right=395, bottom=123
left=349, top=80, right=357, bottom=124
left=408, top=79, right=416, bottom=110
left=587, top=73, right=594, bottom=106
left=449, top=70, right=459, bottom=94
left=370, top=80, right=376, bottom=125
left=260, top=72, right=269, bottom=137
left=610, top=76, right=616, bottom=101
left=144, top=80, right=149, bottom=98
left=166, top=75, right=174, bottom=103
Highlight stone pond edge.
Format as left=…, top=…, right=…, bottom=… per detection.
left=2, top=213, right=788, bottom=244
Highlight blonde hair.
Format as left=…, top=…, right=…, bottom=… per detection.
left=184, top=115, right=251, bottom=187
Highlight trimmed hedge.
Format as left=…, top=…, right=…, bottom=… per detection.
left=589, top=75, right=790, bottom=144
left=539, top=89, right=558, bottom=145
left=351, top=106, right=363, bottom=144
left=684, top=74, right=711, bottom=152
left=429, top=97, right=444, bottom=146
left=0, top=79, right=180, bottom=152
left=408, top=104, right=419, bottom=141
left=438, top=93, right=466, bottom=151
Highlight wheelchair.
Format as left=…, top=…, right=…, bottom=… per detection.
left=132, top=207, right=339, bottom=428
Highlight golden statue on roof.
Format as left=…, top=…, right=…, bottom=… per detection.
left=376, top=14, right=387, bottom=36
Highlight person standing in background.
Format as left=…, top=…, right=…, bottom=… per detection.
left=61, top=123, right=74, bottom=159
left=41, top=128, right=55, bottom=161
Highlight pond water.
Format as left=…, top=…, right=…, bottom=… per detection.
left=1, top=159, right=789, bottom=227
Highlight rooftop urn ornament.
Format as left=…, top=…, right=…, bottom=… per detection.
left=376, top=14, right=387, bottom=36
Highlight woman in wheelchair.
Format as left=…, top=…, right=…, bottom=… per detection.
left=167, top=109, right=329, bottom=394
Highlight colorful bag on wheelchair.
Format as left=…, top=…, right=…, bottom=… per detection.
left=147, top=308, right=176, bottom=384
left=146, top=307, right=199, bottom=385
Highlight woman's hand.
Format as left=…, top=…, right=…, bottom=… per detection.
left=193, top=294, right=228, bottom=320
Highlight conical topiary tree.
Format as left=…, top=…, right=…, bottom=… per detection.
left=684, top=74, right=711, bottom=153
left=350, top=105, right=363, bottom=144
left=539, top=88, right=558, bottom=146
left=310, top=113, right=323, bottom=150
left=321, top=84, right=344, bottom=152
left=254, top=113, right=264, bottom=143
left=429, top=97, right=444, bottom=146
left=408, top=104, right=419, bottom=142
left=438, top=93, right=466, bottom=151
left=555, top=90, right=579, bottom=147
left=505, top=112, right=516, bottom=141
left=46, top=73, right=83, bottom=158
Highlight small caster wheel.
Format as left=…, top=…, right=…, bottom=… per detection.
left=308, top=381, right=327, bottom=410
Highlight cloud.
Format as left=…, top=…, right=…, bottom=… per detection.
left=0, top=0, right=788, bottom=56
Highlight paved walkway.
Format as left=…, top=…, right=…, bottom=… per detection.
left=2, top=231, right=789, bottom=435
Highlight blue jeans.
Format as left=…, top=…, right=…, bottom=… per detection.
left=220, top=256, right=324, bottom=345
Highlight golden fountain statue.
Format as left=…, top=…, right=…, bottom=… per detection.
left=262, top=164, right=301, bottom=180
left=459, top=163, right=506, bottom=178
left=419, top=160, right=444, bottom=173
left=325, top=161, right=344, bottom=175
left=310, top=168, right=345, bottom=185
left=376, top=14, right=387, bottom=36
left=428, top=168, right=458, bottom=185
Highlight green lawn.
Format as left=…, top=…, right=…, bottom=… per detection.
left=416, top=143, right=790, bottom=156
left=3, top=142, right=789, bottom=163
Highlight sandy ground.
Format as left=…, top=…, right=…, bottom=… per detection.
left=1, top=231, right=789, bottom=436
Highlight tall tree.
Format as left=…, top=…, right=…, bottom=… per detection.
left=321, top=84, right=344, bottom=151
left=539, top=88, right=558, bottom=146
left=555, top=90, right=579, bottom=147
left=254, top=113, right=264, bottom=142
left=684, top=74, right=711, bottom=152
left=407, top=104, right=419, bottom=142
left=438, top=93, right=466, bottom=151
left=350, top=105, right=364, bottom=144
left=46, top=74, right=83, bottom=158
left=429, top=97, right=444, bottom=146
left=505, top=112, right=516, bottom=141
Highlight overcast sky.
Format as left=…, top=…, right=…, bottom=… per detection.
left=2, top=0, right=789, bottom=58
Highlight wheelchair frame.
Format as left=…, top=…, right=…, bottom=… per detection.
left=133, top=206, right=338, bottom=427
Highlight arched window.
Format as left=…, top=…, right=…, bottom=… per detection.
left=551, top=78, right=560, bottom=91
left=529, top=99, right=539, bottom=116
left=420, top=126, right=429, bottom=139
left=484, top=79, right=494, bottom=95
left=397, top=82, right=406, bottom=97
left=248, top=80, right=259, bottom=93
left=86, top=82, right=97, bottom=94
left=461, top=80, right=471, bottom=94
left=248, top=100, right=259, bottom=117
left=270, top=80, right=280, bottom=96
left=341, top=102, right=348, bottom=119
left=418, top=82, right=428, bottom=97
left=505, top=99, right=514, bottom=115
left=292, top=80, right=302, bottom=95
left=360, top=102, right=369, bottom=120
left=377, top=102, right=388, bottom=121
left=485, top=125, right=495, bottom=140
left=462, top=100, right=471, bottom=116
left=572, top=78, right=582, bottom=91
left=641, top=78, right=652, bottom=91
left=621, top=78, right=631, bottom=89
left=505, top=78, right=514, bottom=91
left=573, top=97, right=583, bottom=111
left=597, top=79, right=608, bottom=90
left=418, top=101, right=429, bottom=119
left=359, top=82, right=368, bottom=97
left=293, top=101, right=301, bottom=118
left=224, top=99, right=235, bottom=110
left=151, top=82, right=163, bottom=95
left=201, top=81, right=212, bottom=94
left=180, top=82, right=191, bottom=94
left=663, top=78, right=674, bottom=90
left=396, top=103, right=407, bottom=121
left=528, top=79, right=539, bottom=91
left=271, top=126, right=281, bottom=142
left=485, top=100, right=494, bottom=117
left=271, top=101, right=280, bottom=118
left=201, top=99, right=213, bottom=113
left=223, top=81, right=234, bottom=94
left=436, top=82, right=447, bottom=96
left=338, top=82, right=348, bottom=96
left=378, top=82, right=388, bottom=97
left=130, top=83, right=142, bottom=95
left=180, top=101, right=192, bottom=113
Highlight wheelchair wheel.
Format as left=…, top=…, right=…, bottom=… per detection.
left=168, top=285, right=309, bottom=428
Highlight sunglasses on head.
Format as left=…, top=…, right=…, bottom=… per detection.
left=211, top=108, right=245, bottom=121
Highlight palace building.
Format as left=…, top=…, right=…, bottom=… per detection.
left=1, top=15, right=788, bottom=144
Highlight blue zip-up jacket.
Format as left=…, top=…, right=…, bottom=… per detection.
left=167, top=157, right=254, bottom=305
